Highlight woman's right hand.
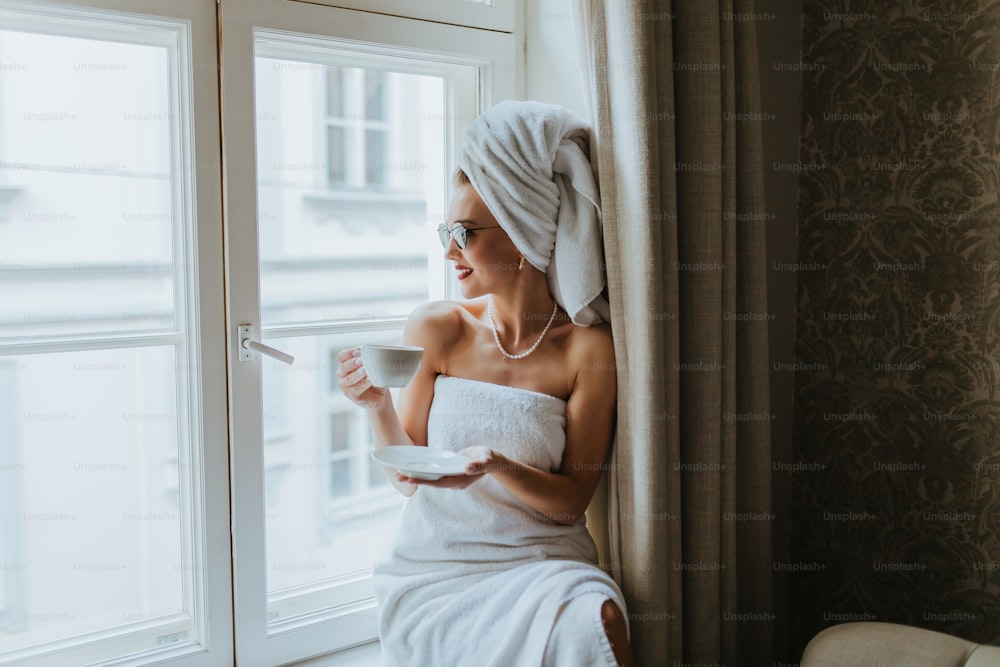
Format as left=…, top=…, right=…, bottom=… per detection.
left=335, top=347, right=390, bottom=411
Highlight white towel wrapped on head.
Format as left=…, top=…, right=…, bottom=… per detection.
left=459, top=100, right=610, bottom=326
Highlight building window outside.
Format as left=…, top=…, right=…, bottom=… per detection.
left=325, top=68, right=389, bottom=189
left=326, top=352, right=389, bottom=502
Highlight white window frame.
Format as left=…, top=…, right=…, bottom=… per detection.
left=286, top=0, right=517, bottom=33
left=221, top=1, right=517, bottom=665
left=2, top=0, right=522, bottom=663
left=0, top=0, right=232, bottom=665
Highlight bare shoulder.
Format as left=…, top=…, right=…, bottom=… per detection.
left=569, top=322, right=615, bottom=364
left=569, top=324, right=618, bottom=396
left=402, top=300, right=466, bottom=350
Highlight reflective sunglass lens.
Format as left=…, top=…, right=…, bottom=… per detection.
left=437, top=224, right=450, bottom=248
left=437, top=223, right=468, bottom=249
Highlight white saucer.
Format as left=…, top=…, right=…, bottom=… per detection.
left=371, top=446, right=472, bottom=481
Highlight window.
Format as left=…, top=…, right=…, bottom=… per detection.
left=0, top=0, right=230, bottom=665
left=325, top=68, right=390, bottom=189
left=325, top=388, right=386, bottom=501
left=2, top=0, right=518, bottom=663
left=235, top=22, right=509, bottom=660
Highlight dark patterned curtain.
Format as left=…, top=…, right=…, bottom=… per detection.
left=792, top=0, right=1000, bottom=653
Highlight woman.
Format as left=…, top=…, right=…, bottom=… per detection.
left=336, top=100, right=633, bottom=666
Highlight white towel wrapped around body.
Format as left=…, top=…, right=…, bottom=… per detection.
left=459, top=100, right=610, bottom=327
left=372, top=375, right=627, bottom=666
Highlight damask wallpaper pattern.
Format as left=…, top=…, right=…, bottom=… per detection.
left=792, top=0, right=1000, bottom=651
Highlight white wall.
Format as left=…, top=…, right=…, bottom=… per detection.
left=523, top=0, right=588, bottom=119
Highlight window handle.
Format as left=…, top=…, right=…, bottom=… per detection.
left=238, top=324, right=294, bottom=365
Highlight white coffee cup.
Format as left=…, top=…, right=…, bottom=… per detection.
left=359, top=344, right=424, bottom=387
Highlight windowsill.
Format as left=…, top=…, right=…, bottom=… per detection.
left=287, top=640, right=382, bottom=666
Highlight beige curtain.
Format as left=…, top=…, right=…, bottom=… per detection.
left=574, top=1, right=774, bottom=664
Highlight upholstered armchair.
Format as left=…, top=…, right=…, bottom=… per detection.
left=801, top=622, right=1000, bottom=666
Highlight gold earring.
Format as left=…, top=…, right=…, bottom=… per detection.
left=518, top=255, right=525, bottom=270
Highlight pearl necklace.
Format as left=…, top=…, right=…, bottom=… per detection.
left=487, top=296, right=559, bottom=361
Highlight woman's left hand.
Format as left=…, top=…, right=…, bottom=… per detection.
left=395, top=446, right=500, bottom=489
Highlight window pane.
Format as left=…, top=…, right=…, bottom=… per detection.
left=367, top=455, right=388, bottom=488
left=254, top=54, right=448, bottom=324
left=326, top=125, right=346, bottom=185
left=325, top=68, right=343, bottom=117
left=363, top=70, right=385, bottom=121
left=0, top=27, right=177, bottom=339
left=0, top=6, right=205, bottom=664
left=330, top=411, right=350, bottom=451
left=262, top=355, right=288, bottom=441
left=329, top=461, right=352, bottom=498
left=259, top=332, right=404, bottom=597
left=364, top=128, right=386, bottom=186
left=0, top=346, right=191, bottom=653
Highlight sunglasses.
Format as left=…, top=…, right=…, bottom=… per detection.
left=437, top=222, right=503, bottom=249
